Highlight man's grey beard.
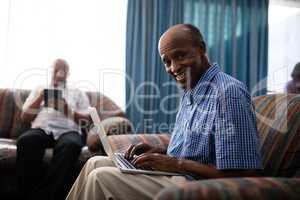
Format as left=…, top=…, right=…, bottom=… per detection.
left=52, top=80, right=66, bottom=88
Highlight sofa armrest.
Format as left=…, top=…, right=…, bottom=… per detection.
left=101, top=117, right=134, bottom=136
left=107, top=133, right=171, bottom=153
left=87, top=117, right=134, bottom=152
left=155, top=177, right=300, bottom=200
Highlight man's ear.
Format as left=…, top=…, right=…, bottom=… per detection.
left=200, top=41, right=206, bottom=54
left=65, top=68, right=70, bottom=78
left=196, top=45, right=206, bottom=55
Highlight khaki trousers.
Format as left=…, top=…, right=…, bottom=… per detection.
left=66, top=156, right=187, bottom=200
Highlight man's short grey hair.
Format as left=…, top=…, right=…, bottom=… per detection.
left=51, top=59, right=70, bottom=72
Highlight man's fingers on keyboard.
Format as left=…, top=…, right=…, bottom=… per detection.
left=131, top=153, right=143, bottom=164
left=129, top=143, right=143, bottom=159
left=132, top=153, right=151, bottom=165
left=124, top=145, right=134, bottom=159
left=136, top=161, right=152, bottom=170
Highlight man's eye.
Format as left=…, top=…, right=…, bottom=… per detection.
left=163, top=59, right=171, bottom=67
left=177, top=54, right=185, bottom=60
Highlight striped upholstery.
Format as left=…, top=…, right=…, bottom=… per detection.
left=0, top=89, right=29, bottom=139
left=155, top=177, right=300, bottom=200
left=0, top=89, right=126, bottom=139
left=108, top=134, right=171, bottom=153
left=254, top=94, right=300, bottom=177
left=85, top=91, right=126, bottom=120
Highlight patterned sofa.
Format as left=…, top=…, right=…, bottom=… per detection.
left=0, top=88, right=133, bottom=199
left=107, top=94, right=300, bottom=200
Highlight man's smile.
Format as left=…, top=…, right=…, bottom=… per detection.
left=175, top=71, right=186, bottom=81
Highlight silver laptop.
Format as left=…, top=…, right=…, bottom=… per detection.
left=89, top=107, right=181, bottom=176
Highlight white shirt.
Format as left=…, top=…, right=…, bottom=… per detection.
left=23, top=85, right=90, bottom=140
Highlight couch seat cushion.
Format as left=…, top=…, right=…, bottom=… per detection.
left=0, top=138, right=17, bottom=171
left=107, top=134, right=171, bottom=153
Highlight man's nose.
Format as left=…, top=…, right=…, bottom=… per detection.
left=170, top=61, right=179, bottom=74
left=56, top=71, right=65, bottom=78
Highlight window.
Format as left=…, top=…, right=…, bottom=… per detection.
left=268, top=0, right=300, bottom=93
left=0, top=0, right=127, bottom=110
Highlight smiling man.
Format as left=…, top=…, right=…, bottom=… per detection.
left=66, top=24, right=262, bottom=200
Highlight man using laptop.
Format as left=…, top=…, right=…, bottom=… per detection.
left=66, top=24, right=262, bottom=200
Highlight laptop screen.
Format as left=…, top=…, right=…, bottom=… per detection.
left=89, top=107, right=116, bottom=161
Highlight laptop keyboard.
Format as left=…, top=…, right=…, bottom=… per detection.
left=115, top=153, right=153, bottom=171
left=115, top=153, right=136, bottom=169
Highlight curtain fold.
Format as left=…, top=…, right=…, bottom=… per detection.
left=126, top=0, right=183, bottom=133
left=184, top=0, right=269, bottom=95
left=126, top=0, right=269, bottom=133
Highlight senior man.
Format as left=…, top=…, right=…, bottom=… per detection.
left=17, top=59, right=92, bottom=200
left=66, top=24, right=262, bottom=200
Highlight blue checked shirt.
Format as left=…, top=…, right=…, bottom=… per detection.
left=167, top=63, right=262, bottom=177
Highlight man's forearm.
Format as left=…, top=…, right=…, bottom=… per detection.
left=178, top=159, right=262, bottom=179
left=21, top=112, right=38, bottom=124
left=21, top=95, right=43, bottom=123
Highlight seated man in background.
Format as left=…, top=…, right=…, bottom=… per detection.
left=66, top=24, right=262, bottom=200
left=17, top=59, right=92, bottom=200
left=285, top=62, right=300, bottom=93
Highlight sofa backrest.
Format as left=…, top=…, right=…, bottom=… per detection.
left=0, top=88, right=125, bottom=139
left=254, top=94, right=300, bottom=177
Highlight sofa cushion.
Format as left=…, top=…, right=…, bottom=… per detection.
left=100, top=117, right=134, bottom=136
left=87, top=117, right=134, bottom=152
left=0, top=89, right=30, bottom=139
left=253, top=94, right=300, bottom=177
left=86, top=91, right=126, bottom=120
left=0, top=138, right=17, bottom=171
left=107, top=134, right=171, bottom=153
left=0, top=138, right=99, bottom=172
left=155, top=177, right=300, bottom=200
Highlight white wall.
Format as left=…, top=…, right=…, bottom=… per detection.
left=268, top=2, right=300, bottom=92
left=0, top=0, right=127, bottom=110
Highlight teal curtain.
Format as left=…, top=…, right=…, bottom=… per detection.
left=126, top=0, right=268, bottom=133
left=126, top=0, right=183, bottom=133
left=184, top=0, right=269, bottom=95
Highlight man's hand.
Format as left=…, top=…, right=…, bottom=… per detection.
left=21, top=87, right=44, bottom=124
left=124, top=142, right=166, bottom=160
left=132, top=153, right=181, bottom=172
left=37, top=87, right=44, bottom=102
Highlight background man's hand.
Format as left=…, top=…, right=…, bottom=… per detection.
left=37, top=87, right=44, bottom=101
left=124, top=142, right=166, bottom=160
left=21, top=87, right=45, bottom=123
left=132, top=153, right=181, bottom=172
